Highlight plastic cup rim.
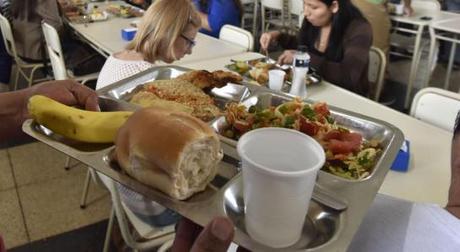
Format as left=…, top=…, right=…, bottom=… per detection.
left=268, top=69, right=286, bottom=76
left=237, top=128, right=326, bottom=177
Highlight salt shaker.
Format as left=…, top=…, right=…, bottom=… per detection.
left=289, top=46, right=310, bottom=99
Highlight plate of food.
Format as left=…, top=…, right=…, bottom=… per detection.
left=226, top=58, right=321, bottom=87
left=22, top=65, right=403, bottom=251
left=97, top=66, right=249, bottom=122
left=106, top=4, right=144, bottom=18
left=211, top=90, right=402, bottom=181
left=90, top=10, right=108, bottom=22
left=22, top=78, right=403, bottom=251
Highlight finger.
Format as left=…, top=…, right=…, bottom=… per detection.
left=259, top=34, right=269, bottom=50
left=171, top=218, right=203, bottom=252
left=190, top=217, right=234, bottom=252
left=277, top=53, right=286, bottom=65
left=67, top=81, right=100, bottom=111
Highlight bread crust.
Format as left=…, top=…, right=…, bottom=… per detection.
left=115, top=107, right=222, bottom=200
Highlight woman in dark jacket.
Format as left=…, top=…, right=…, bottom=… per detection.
left=260, top=0, right=372, bottom=96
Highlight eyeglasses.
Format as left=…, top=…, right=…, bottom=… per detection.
left=180, top=34, right=196, bottom=49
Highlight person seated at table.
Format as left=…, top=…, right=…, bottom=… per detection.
left=192, top=0, right=243, bottom=38
left=96, top=0, right=201, bottom=227
left=0, top=79, right=234, bottom=252
left=259, top=0, right=372, bottom=97
left=97, top=0, right=200, bottom=89
left=10, top=0, right=63, bottom=62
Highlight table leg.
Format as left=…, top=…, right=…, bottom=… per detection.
left=404, top=25, right=424, bottom=109
left=252, top=0, right=259, bottom=38
left=444, top=34, right=458, bottom=90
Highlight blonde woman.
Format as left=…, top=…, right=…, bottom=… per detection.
left=96, top=0, right=201, bottom=89
left=96, top=0, right=201, bottom=227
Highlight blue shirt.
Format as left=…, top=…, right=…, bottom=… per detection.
left=193, top=0, right=241, bottom=38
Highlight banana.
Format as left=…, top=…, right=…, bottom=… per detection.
left=28, top=95, right=133, bottom=143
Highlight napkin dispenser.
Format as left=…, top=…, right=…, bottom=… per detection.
left=391, top=139, right=410, bottom=172
left=121, top=28, right=137, bottom=41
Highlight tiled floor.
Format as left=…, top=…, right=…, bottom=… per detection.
left=0, top=142, right=110, bottom=249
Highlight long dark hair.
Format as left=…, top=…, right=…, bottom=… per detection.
left=198, top=0, right=243, bottom=18
left=300, top=0, right=365, bottom=61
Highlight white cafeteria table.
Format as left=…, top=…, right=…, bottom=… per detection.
left=65, top=1, right=247, bottom=63
left=427, top=17, right=460, bottom=92
left=389, top=8, right=458, bottom=108
left=183, top=52, right=452, bottom=206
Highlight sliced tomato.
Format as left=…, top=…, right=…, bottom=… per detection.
left=323, top=130, right=342, bottom=141
left=328, top=139, right=356, bottom=155
left=342, top=132, right=362, bottom=147
left=324, top=130, right=363, bottom=154
left=313, top=102, right=330, bottom=117
left=299, top=117, right=319, bottom=136
left=233, top=120, right=251, bottom=133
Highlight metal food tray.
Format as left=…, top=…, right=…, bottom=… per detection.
left=212, top=90, right=402, bottom=180
left=22, top=66, right=404, bottom=251
left=226, top=57, right=322, bottom=86
left=96, top=65, right=252, bottom=112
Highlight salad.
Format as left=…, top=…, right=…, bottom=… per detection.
left=223, top=99, right=381, bottom=180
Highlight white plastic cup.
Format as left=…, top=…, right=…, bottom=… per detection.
left=237, top=128, right=325, bottom=248
left=395, top=4, right=404, bottom=15
left=268, top=69, right=286, bottom=91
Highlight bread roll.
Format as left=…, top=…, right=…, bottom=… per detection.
left=115, top=107, right=223, bottom=200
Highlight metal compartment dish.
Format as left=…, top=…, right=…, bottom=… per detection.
left=22, top=66, right=404, bottom=251
left=211, top=89, right=400, bottom=181
left=226, top=57, right=322, bottom=86
left=96, top=65, right=252, bottom=111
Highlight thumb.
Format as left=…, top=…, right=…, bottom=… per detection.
left=190, top=217, right=234, bottom=252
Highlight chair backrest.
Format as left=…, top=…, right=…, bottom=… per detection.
left=289, top=0, right=304, bottom=28
left=41, top=22, right=67, bottom=80
left=99, top=173, right=175, bottom=250
left=410, top=87, right=460, bottom=132
left=0, top=14, right=18, bottom=60
left=219, top=24, right=254, bottom=51
left=411, top=0, right=441, bottom=11
left=368, top=46, right=386, bottom=102
left=261, top=0, right=283, bottom=10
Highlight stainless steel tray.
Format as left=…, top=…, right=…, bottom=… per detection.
left=22, top=66, right=403, bottom=251
left=226, top=57, right=322, bottom=86
left=96, top=65, right=252, bottom=111
left=211, top=89, right=402, bottom=181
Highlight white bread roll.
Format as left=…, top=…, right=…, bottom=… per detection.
left=115, top=107, right=223, bottom=200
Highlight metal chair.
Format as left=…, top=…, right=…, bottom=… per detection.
left=41, top=22, right=99, bottom=83
left=390, top=0, right=442, bottom=108
left=219, top=24, right=254, bottom=51
left=390, top=0, right=441, bottom=59
left=99, top=174, right=175, bottom=252
left=0, top=14, right=47, bottom=90
left=42, top=21, right=100, bottom=208
left=260, top=0, right=285, bottom=33
left=368, top=46, right=387, bottom=102
left=241, top=0, right=256, bottom=31
left=410, top=87, right=460, bottom=132
left=288, top=0, right=303, bottom=29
